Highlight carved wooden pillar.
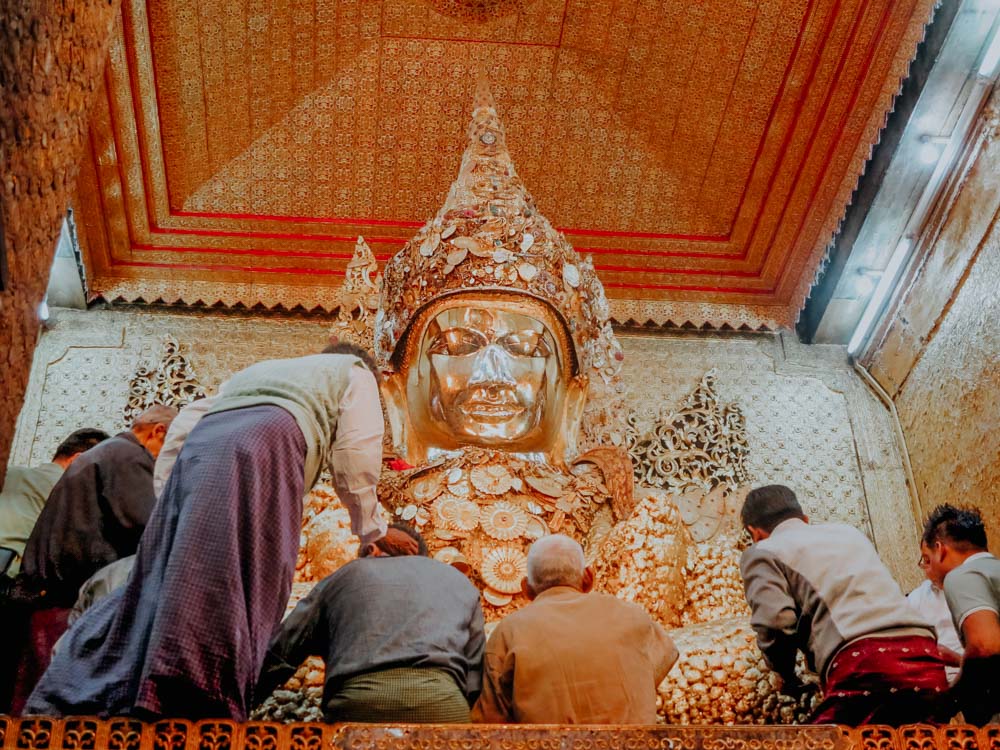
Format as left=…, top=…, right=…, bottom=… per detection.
left=0, top=0, right=121, bottom=484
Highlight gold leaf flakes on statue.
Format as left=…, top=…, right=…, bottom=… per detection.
left=447, top=500, right=480, bottom=532
left=481, top=501, right=529, bottom=541
left=420, top=234, right=439, bottom=257
left=483, top=588, right=513, bottom=607
left=517, top=262, right=538, bottom=281
left=571, top=446, right=636, bottom=521
left=434, top=546, right=463, bottom=565
left=524, top=474, right=564, bottom=497
left=481, top=546, right=527, bottom=594
left=450, top=236, right=492, bottom=257
left=434, top=495, right=460, bottom=526
left=563, top=263, right=580, bottom=288
left=447, top=478, right=471, bottom=498
left=410, top=473, right=444, bottom=504
left=446, top=248, right=468, bottom=268
left=470, top=464, right=515, bottom=495
left=525, top=516, right=548, bottom=540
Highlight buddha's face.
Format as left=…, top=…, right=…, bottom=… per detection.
left=386, top=294, right=583, bottom=462
left=425, top=306, right=553, bottom=442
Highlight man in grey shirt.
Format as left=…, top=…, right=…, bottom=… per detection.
left=740, top=485, right=948, bottom=726
left=923, top=504, right=1000, bottom=724
left=256, top=523, right=485, bottom=723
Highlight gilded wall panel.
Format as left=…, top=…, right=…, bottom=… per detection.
left=10, top=309, right=918, bottom=587
left=893, top=229, right=1000, bottom=540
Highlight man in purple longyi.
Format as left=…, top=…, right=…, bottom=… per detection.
left=26, top=342, right=414, bottom=720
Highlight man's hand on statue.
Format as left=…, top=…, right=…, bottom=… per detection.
left=374, top=527, right=421, bottom=557
left=777, top=676, right=816, bottom=701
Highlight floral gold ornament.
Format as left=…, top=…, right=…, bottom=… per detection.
left=481, top=546, right=528, bottom=594
left=433, top=496, right=460, bottom=526
left=481, top=502, right=529, bottom=541
left=449, top=500, right=481, bottom=532
left=470, top=464, right=515, bottom=495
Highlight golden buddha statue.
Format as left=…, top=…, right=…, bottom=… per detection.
left=277, top=82, right=819, bottom=725
left=372, top=79, right=641, bottom=613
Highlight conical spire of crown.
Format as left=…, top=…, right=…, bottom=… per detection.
left=376, top=80, right=623, bottom=392
left=436, top=77, right=527, bottom=221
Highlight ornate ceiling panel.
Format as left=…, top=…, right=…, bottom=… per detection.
left=75, top=0, right=935, bottom=329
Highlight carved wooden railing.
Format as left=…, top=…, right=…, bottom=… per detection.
left=2, top=718, right=1000, bottom=750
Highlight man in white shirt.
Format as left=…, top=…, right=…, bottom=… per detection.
left=740, top=485, right=947, bottom=726
left=922, top=504, right=1000, bottom=724
left=907, top=544, right=964, bottom=684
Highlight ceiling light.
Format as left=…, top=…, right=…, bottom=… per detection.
left=847, top=238, right=912, bottom=356
left=854, top=269, right=877, bottom=298
left=979, top=26, right=1000, bottom=78
left=918, top=140, right=943, bottom=165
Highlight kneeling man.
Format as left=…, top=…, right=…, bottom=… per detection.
left=472, top=534, right=678, bottom=724
left=740, top=485, right=949, bottom=725
left=255, top=524, right=484, bottom=723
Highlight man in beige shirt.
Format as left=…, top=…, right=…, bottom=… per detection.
left=472, top=534, right=678, bottom=724
left=0, top=428, right=109, bottom=577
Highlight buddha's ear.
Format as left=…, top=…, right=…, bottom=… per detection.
left=380, top=373, right=414, bottom=462
left=557, top=373, right=588, bottom=461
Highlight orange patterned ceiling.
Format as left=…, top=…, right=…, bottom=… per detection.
left=75, top=0, right=934, bottom=329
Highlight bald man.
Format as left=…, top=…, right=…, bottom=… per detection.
left=10, top=405, right=176, bottom=714
left=472, top=534, right=678, bottom=724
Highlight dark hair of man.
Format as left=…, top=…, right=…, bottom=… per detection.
left=389, top=522, right=428, bottom=556
left=922, top=504, right=988, bottom=552
left=359, top=523, right=428, bottom=558
left=52, top=428, right=111, bottom=461
left=321, top=340, right=381, bottom=384
left=741, top=484, right=806, bottom=533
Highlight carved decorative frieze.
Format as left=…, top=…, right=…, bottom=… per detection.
left=625, top=369, right=751, bottom=495
left=6, top=717, right=1000, bottom=750
left=123, top=336, right=206, bottom=423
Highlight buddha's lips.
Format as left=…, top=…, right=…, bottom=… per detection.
left=460, top=402, right=525, bottom=422
left=456, top=390, right=524, bottom=421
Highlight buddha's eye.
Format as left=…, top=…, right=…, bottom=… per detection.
left=428, top=327, right=489, bottom=356
left=499, top=330, right=551, bottom=357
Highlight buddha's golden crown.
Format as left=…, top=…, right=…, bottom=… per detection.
left=375, top=79, right=621, bottom=379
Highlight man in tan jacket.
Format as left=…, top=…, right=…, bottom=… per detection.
left=472, top=534, right=678, bottom=724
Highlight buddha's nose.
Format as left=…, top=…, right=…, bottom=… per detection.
left=468, top=344, right=515, bottom=386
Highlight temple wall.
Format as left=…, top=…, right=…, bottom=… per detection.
left=862, top=116, right=1000, bottom=544
left=0, top=0, right=123, bottom=485
left=10, top=307, right=920, bottom=588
